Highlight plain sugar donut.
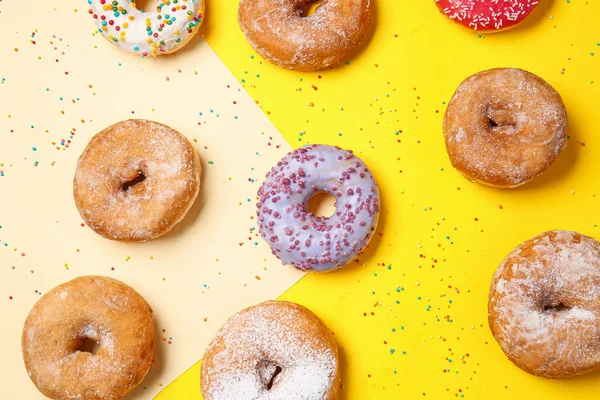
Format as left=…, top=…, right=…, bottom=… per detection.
left=256, top=144, right=380, bottom=272
left=74, top=119, right=201, bottom=242
left=238, top=0, right=373, bottom=71
left=22, top=276, right=155, bottom=400
left=443, top=68, right=567, bottom=188
left=489, top=231, right=600, bottom=378
left=201, top=300, right=340, bottom=400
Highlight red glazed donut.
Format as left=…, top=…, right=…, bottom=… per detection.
left=434, top=0, right=541, bottom=32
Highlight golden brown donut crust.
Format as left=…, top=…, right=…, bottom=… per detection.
left=443, top=68, right=567, bottom=188
left=238, top=0, right=372, bottom=71
left=22, top=276, right=155, bottom=400
left=73, top=119, right=201, bottom=242
left=489, top=231, right=600, bottom=378
left=201, top=300, right=340, bottom=399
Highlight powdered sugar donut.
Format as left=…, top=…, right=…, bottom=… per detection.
left=434, top=0, right=541, bottom=32
left=256, top=144, right=380, bottom=272
left=88, top=0, right=205, bottom=57
left=22, top=276, right=155, bottom=400
left=238, top=0, right=373, bottom=71
left=443, top=68, right=567, bottom=188
left=201, top=300, right=340, bottom=400
left=74, top=119, right=201, bottom=242
left=489, top=231, right=600, bottom=378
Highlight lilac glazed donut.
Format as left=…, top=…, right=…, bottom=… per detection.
left=256, top=145, right=380, bottom=272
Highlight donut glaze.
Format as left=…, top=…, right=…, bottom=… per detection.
left=201, top=301, right=340, bottom=400
left=74, top=119, right=201, bottom=242
left=22, top=276, right=155, bottom=400
left=434, top=0, right=541, bottom=32
left=443, top=68, right=567, bottom=188
left=256, top=144, right=380, bottom=272
left=489, top=231, right=600, bottom=378
left=88, top=0, right=205, bottom=57
left=238, top=0, right=372, bottom=71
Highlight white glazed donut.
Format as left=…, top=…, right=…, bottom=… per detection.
left=88, top=0, right=205, bottom=57
left=257, top=144, right=380, bottom=272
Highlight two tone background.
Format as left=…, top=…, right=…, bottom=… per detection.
left=1, top=1, right=599, bottom=399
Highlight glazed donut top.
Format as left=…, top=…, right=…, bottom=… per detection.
left=443, top=68, right=567, bottom=187
left=489, top=231, right=600, bottom=378
left=238, top=0, right=372, bottom=71
left=201, top=301, right=340, bottom=400
left=22, top=276, right=155, bottom=400
left=88, top=0, right=205, bottom=57
left=257, top=144, right=380, bottom=272
left=435, top=0, right=540, bottom=32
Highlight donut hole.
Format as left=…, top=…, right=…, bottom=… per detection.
left=121, top=171, right=147, bottom=192
left=299, top=0, right=324, bottom=17
left=487, top=107, right=517, bottom=133
left=543, top=298, right=572, bottom=314
left=257, top=361, right=283, bottom=391
left=306, top=192, right=336, bottom=218
left=77, top=337, right=100, bottom=355
left=131, top=0, right=161, bottom=12
left=543, top=302, right=571, bottom=313
left=266, top=366, right=283, bottom=390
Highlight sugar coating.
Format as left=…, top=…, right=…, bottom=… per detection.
left=489, top=230, right=600, bottom=378
left=21, top=276, right=155, bottom=400
left=256, top=144, right=380, bottom=272
left=434, top=0, right=540, bottom=31
left=73, top=119, right=201, bottom=242
left=201, top=301, right=339, bottom=400
left=88, top=0, right=205, bottom=57
left=443, top=68, right=567, bottom=188
left=238, top=0, right=372, bottom=71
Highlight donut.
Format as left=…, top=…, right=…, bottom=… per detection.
left=201, top=300, right=340, bottom=399
left=256, top=144, right=380, bottom=272
left=88, top=0, right=205, bottom=57
left=74, top=119, right=201, bottom=242
left=237, top=0, right=373, bottom=71
left=443, top=68, right=567, bottom=188
left=489, top=230, right=600, bottom=378
left=22, top=276, right=155, bottom=400
left=434, top=0, right=541, bottom=32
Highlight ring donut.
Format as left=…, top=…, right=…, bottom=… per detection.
left=238, top=0, right=373, bottom=71
left=88, top=0, right=205, bottom=57
left=73, top=119, right=201, bottom=242
left=489, top=231, right=600, bottom=378
left=22, top=276, right=155, bottom=400
left=443, top=68, right=567, bottom=188
left=434, top=0, right=541, bottom=32
left=256, top=144, right=380, bottom=272
left=201, top=300, right=340, bottom=399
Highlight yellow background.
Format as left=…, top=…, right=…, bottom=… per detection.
left=159, top=0, right=600, bottom=399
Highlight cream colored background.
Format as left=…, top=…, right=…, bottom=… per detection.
left=0, top=1, right=303, bottom=398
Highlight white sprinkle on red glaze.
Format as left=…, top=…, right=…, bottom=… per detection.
left=434, top=0, right=540, bottom=32
left=257, top=145, right=380, bottom=272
